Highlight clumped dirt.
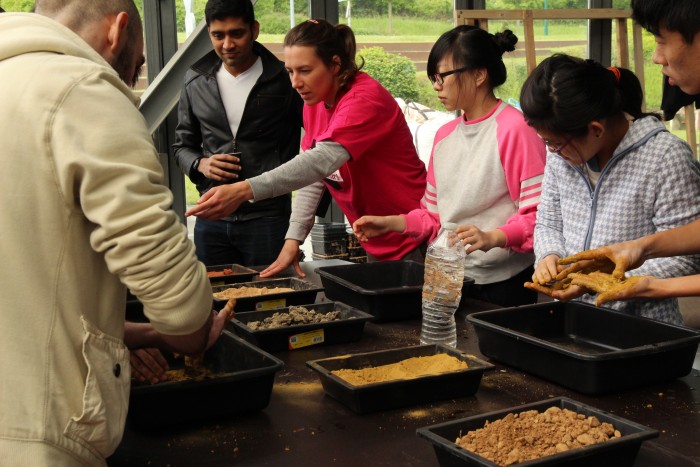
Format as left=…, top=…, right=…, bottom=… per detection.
left=331, top=353, right=467, bottom=386
left=455, top=406, right=621, bottom=466
left=162, top=355, right=214, bottom=383
left=246, top=306, right=342, bottom=330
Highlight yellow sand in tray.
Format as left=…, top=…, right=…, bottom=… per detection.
left=213, top=286, right=294, bottom=300
left=331, top=353, right=468, bottom=386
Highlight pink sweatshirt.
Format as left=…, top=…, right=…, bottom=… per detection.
left=403, top=101, right=545, bottom=284
left=302, top=72, right=427, bottom=260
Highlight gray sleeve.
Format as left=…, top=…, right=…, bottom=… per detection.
left=285, top=181, right=326, bottom=242
left=247, top=141, right=350, bottom=201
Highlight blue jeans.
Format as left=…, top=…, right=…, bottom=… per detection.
left=194, top=216, right=289, bottom=267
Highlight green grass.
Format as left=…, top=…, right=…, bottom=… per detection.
left=185, top=179, right=199, bottom=206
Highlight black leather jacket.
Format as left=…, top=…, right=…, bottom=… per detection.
left=173, top=42, right=303, bottom=221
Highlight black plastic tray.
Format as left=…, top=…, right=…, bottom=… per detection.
left=212, top=277, right=323, bottom=312
left=467, top=301, right=700, bottom=395
left=229, top=302, right=374, bottom=352
left=306, top=344, right=494, bottom=414
left=128, top=331, right=284, bottom=429
left=206, top=263, right=257, bottom=286
left=416, top=396, right=659, bottom=467
left=315, top=260, right=475, bottom=322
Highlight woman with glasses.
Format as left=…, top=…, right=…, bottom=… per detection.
left=520, top=53, right=700, bottom=325
left=185, top=19, right=427, bottom=277
left=353, top=25, right=546, bottom=307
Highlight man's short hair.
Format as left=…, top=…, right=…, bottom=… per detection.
left=632, top=0, right=700, bottom=44
left=34, top=0, right=141, bottom=36
left=205, top=0, right=255, bottom=27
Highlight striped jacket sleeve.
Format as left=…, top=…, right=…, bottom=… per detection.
left=496, top=112, right=546, bottom=253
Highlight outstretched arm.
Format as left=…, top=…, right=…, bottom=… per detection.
left=561, top=220, right=700, bottom=279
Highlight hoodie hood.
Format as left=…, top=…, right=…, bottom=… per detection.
left=0, top=12, right=133, bottom=99
left=613, top=115, right=667, bottom=158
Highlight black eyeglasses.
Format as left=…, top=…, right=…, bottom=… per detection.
left=538, top=134, right=573, bottom=155
left=429, top=66, right=470, bottom=86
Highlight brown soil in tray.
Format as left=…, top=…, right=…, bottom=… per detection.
left=455, top=406, right=622, bottom=465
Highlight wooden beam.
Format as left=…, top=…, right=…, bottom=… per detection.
left=523, top=10, right=537, bottom=74
left=632, top=23, right=646, bottom=111
left=616, top=18, right=629, bottom=68
left=455, top=8, right=631, bottom=21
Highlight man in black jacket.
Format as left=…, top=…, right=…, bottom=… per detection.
left=173, top=0, right=303, bottom=267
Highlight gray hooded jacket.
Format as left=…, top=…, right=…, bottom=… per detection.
left=535, top=116, right=700, bottom=325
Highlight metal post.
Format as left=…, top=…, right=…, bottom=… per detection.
left=588, top=0, right=612, bottom=65
left=142, top=0, right=186, bottom=220
left=290, top=0, right=295, bottom=28
left=453, top=0, right=485, bottom=11
left=308, top=0, right=339, bottom=24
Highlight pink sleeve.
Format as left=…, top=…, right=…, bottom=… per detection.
left=495, top=108, right=546, bottom=253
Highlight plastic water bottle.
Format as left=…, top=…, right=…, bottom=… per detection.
left=421, top=222, right=466, bottom=347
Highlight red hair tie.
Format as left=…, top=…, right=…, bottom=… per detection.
left=607, top=66, right=621, bottom=84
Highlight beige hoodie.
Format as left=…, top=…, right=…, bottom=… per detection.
left=0, top=13, right=212, bottom=466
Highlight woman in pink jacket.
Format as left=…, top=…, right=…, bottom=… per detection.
left=354, top=26, right=546, bottom=306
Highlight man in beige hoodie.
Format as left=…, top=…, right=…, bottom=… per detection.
left=0, top=1, right=225, bottom=465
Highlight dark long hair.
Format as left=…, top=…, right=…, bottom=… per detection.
left=284, top=19, right=363, bottom=89
left=519, top=54, right=659, bottom=137
left=427, top=25, right=517, bottom=89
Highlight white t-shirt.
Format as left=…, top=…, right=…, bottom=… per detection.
left=216, top=56, right=263, bottom=141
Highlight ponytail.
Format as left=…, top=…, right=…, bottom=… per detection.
left=520, top=54, right=659, bottom=136
left=427, top=25, right=518, bottom=89
left=284, top=19, right=363, bottom=89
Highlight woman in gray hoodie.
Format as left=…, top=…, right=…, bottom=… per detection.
left=520, top=54, right=700, bottom=325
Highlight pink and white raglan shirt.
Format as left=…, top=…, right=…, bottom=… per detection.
left=403, top=101, right=546, bottom=284
left=302, top=72, right=427, bottom=260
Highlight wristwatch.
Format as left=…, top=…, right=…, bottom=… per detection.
left=191, top=157, right=203, bottom=175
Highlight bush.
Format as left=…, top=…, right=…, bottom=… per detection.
left=0, top=0, right=33, bottom=11
left=495, top=60, right=529, bottom=104
left=415, top=74, right=443, bottom=110
left=257, top=12, right=306, bottom=35
left=359, top=46, right=418, bottom=102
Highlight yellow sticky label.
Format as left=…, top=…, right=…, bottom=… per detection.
left=288, top=329, right=325, bottom=350
left=255, top=298, right=286, bottom=311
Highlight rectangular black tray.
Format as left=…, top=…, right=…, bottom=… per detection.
left=207, top=263, right=258, bottom=286
left=416, top=396, right=659, bottom=467
left=315, top=260, right=474, bottom=322
left=212, top=277, right=323, bottom=312
left=467, top=301, right=700, bottom=395
left=128, top=331, right=284, bottom=429
left=306, top=344, right=494, bottom=414
left=229, top=301, right=374, bottom=352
